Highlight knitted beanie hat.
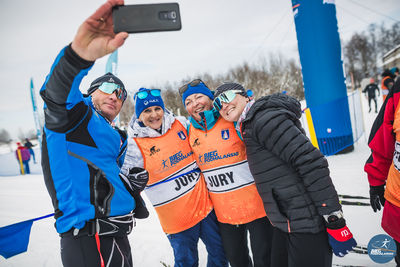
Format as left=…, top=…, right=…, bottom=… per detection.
left=181, top=82, right=214, bottom=106
left=214, top=83, right=247, bottom=98
left=134, top=88, right=165, bottom=118
left=87, top=72, right=126, bottom=101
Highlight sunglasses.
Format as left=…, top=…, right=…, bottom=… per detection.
left=213, top=90, right=243, bottom=111
left=98, top=82, right=127, bottom=101
left=134, top=89, right=161, bottom=100
left=178, top=79, right=206, bottom=96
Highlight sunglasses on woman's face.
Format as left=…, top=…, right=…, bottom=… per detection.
left=212, top=90, right=243, bottom=111
left=178, top=79, right=206, bottom=96
left=98, top=82, right=127, bottom=101
left=134, top=89, right=161, bottom=100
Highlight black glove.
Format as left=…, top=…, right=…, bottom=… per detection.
left=121, top=167, right=149, bottom=193
left=132, top=193, right=149, bottom=219
left=119, top=167, right=150, bottom=219
left=369, top=185, right=385, bottom=212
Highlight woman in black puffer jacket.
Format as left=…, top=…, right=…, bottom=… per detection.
left=212, top=83, right=357, bottom=267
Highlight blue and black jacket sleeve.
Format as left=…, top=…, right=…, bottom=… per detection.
left=40, top=44, right=94, bottom=133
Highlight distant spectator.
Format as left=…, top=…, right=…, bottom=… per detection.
left=362, top=78, right=380, bottom=113
left=15, top=142, right=30, bottom=174
left=24, top=138, right=36, bottom=164
left=381, top=69, right=395, bottom=101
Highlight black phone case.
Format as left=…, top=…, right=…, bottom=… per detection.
left=113, top=3, right=182, bottom=34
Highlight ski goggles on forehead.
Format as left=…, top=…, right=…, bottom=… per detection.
left=134, top=89, right=161, bottom=100
left=178, top=79, right=206, bottom=96
left=213, top=90, right=243, bottom=111
left=98, top=82, right=127, bottom=101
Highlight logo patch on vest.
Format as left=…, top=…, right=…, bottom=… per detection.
left=159, top=151, right=193, bottom=171
left=150, top=146, right=160, bottom=156
left=198, top=150, right=239, bottom=165
left=192, top=138, right=201, bottom=147
left=177, top=131, right=186, bottom=140
left=221, top=129, right=230, bottom=140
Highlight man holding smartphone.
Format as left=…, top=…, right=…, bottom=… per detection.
left=40, top=1, right=147, bottom=266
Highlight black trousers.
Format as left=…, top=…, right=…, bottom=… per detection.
left=270, top=227, right=332, bottom=267
left=219, top=216, right=273, bottom=267
left=395, top=240, right=400, bottom=266
left=60, top=234, right=132, bottom=267
left=368, top=96, right=378, bottom=112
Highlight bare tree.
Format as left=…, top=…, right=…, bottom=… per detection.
left=377, top=22, right=400, bottom=56
left=344, top=21, right=400, bottom=86
left=119, top=93, right=134, bottom=126
left=0, top=129, right=11, bottom=144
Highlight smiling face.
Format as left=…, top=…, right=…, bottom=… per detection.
left=218, top=94, right=248, bottom=122
left=139, top=106, right=164, bottom=130
left=91, top=89, right=123, bottom=121
left=184, top=93, right=213, bottom=121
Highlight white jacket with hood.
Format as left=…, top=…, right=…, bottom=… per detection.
left=121, top=110, right=188, bottom=176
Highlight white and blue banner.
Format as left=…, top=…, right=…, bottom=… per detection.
left=30, top=78, right=42, bottom=149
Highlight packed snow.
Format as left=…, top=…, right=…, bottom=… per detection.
left=0, top=93, right=397, bottom=266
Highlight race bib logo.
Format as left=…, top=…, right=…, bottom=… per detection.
left=201, top=150, right=239, bottom=164
left=177, top=131, right=186, bottom=140
left=150, top=146, right=160, bottom=156
left=221, top=129, right=230, bottom=140
left=169, top=151, right=193, bottom=167
left=192, top=138, right=201, bottom=147
left=368, top=234, right=396, bottom=264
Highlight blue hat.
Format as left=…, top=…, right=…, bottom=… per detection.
left=134, top=88, right=165, bottom=118
left=390, top=67, right=399, bottom=75
left=181, top=82, right=214, bottom=106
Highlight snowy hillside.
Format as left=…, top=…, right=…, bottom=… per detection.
left=0, top=93, right=397, bottom=266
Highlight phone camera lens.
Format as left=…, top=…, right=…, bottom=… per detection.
left=159, top=11, right=176, bottom=20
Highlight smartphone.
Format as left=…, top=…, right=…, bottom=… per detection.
left=112, top=3, right=182, bottom=34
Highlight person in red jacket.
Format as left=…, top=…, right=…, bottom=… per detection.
left=365, top=77, right=400, bottom=266
left=15, top=142, right=31, bottom=174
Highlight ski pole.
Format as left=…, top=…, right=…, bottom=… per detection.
left=338, top=194, right=369, bottom=200
left=339, top=200, right=370, bottom=206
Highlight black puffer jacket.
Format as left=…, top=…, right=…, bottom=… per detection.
left=241, top=94, right=341, bottom=233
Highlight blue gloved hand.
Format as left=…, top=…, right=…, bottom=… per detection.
left=325, top=213, right=357, bottom=257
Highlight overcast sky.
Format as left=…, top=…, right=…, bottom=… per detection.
left=0, top=0, right=399, bottom=139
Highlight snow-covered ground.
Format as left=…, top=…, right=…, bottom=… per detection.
left=0, top=93, right=397, bottom=266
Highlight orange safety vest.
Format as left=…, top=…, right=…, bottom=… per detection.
left=387, top=101, right=400, bottom=207
left=382, top=76, right=391, bottom=101
left=189, top=118, right=266, bottom=224
left=134, top=120, right=213, bottom=234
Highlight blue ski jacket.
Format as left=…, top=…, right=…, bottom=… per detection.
left=40, top=45, right=135, bottom=234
